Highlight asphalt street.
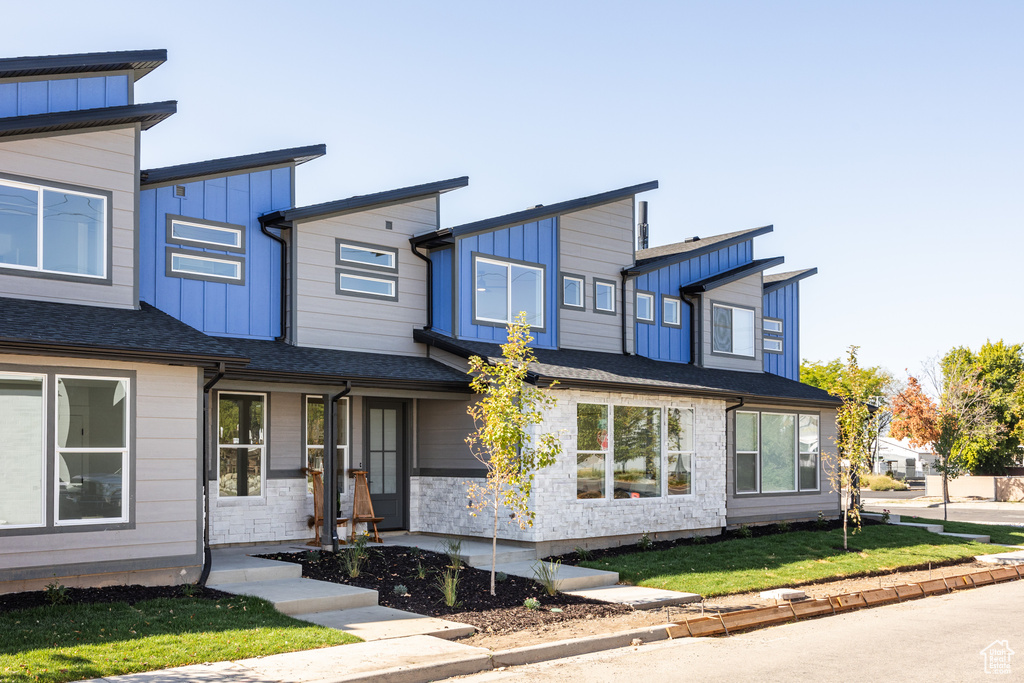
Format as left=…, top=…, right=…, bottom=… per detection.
left=451, top=578, right=1024, bottom=682
left=863, top=503, right=1024, bottom=526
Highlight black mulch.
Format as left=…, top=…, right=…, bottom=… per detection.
left=0, top=584, right=233, bottom=614
left=255, top=546, right=631, bottom=634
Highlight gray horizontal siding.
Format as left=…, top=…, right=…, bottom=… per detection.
left=702, top=273, right=764, bottom=373
left=416, top=397, right=479, bottom=470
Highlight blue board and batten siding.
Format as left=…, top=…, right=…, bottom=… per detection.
left=139, top=167, right=292, bottom=339
left=763, top=281, right=800, bottom=380
left=456, top=218, right=558, bottom=349
left=430, top=246, right=454, bottom=336
left=0, top=76, right=130, bottom=117
left=634, top=240, right=753, bottom=363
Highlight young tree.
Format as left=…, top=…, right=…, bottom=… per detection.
left=890, top=362, right=1000, bottom=520
left=465, top=312, right=563, bottom=595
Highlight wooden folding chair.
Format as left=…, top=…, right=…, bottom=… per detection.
left=302, top=468, right=348, bottom=547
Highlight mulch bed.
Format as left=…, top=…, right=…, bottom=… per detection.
left=256, top=546, right=631, bottom=634
left=0, top=584, right=232, bottom=613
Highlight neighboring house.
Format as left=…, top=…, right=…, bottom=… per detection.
left=874, top=436, right=936, bottom=478
left=0, top=48, right=841, bottom=592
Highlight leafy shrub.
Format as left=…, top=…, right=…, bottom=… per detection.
left=435, top=568, right=462, bottom=608
left=523, top=597, right=541, bottom=610
left=533, top=560, right=561, bottom=596
left=180, top=582, right=198, bottom=597
left=637, top=532, right=653, bottom=551
left=304, top=550, right=322, bottom=562
left=339, top=534, right=369, bottom=578
left=496, top=571, right=508, bottom=583
left=691, top=534, right=708, bottom=545
left=736, top=524, right=753, bottom=539
left=774, top=521, right=792, bottom=534
left=393, top=584, right=409, bottom=596
left=862, top=474, right=910, bottom=491
left=815, top=511, right=829, bottom=530
left=45, top=580, right=69, bottom=605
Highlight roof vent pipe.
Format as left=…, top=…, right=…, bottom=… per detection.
left=638, top=201, right=649, bottom=250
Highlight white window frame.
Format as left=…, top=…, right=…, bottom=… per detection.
left=636, top=292, right=655, bottom=322
left=217, top=391, right=267, bottom=499
left=666, top=406, right=694, bottom=497
left=337, top=271, right=397, bottom=299
left=473, top=255, right=545, bottom=328
left=54, top=374, right=130, bottom=526
left=337, top=241, right=396, bottom=270
left=595, top=281, right=616, bottom=313
left=170, top=219, right=243, bottom=250
left=663, top=296, right=681, bottom=327
left=170, top=252, right=243, bottom=282
left=735, top=410, right=821, bottom=495
left=304, top=395, right=350, bottom=495
left=562, top=274, right=584, bottom=309
left=712, top=303, right=755, bottom=357
left=0, top=371, right=47, bottom=529
left=735, top=410, right=761, bottom=494
left=0, top=177, right=108, bottom=279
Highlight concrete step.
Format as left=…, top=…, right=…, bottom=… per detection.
left=493, top=560, right=618, bottom=591
left=937, top=531, right=991, bottom=544
left=566, top=584, right=700, bottom=610
left=892, top=521, right=944, bottom=533
left=297, top=605, right=476, bottom=641
left=206, top=554, right=302, bottom=585
left=213, top=577, right=378, bottom=615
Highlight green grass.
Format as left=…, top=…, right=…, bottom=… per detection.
left=900, top=516, right=1024, bottom=546
left=581, top=525, right=1003, bottom=597
left=0, top=595, right=359, bottom=683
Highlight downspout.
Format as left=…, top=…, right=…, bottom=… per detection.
left=680, top=291, right=697, bottom=365
left=260, top=220, right=290, bottom=342
left=324, top=381, right=352, bottom=552
left=620, top=271, right=631, bottom=355
left=723, top=396, right=745, bottom=531
left=410, top=241, right=433, bottom=331
left=198, top=362, right=226, bottom=588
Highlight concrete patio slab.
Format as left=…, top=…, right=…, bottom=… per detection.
left=892, top=521, right=944, bottom=533
left=493, top=560, right=618, bottom=591
left=213, top=577, right=378, bottom=615
left=566, top=584, right=700, bottom=609
left=936, top=531, right=991, bottom=543
left=206, top=553, right=302, bottom=585
left=976, top=550, right=1024, bottom=565
left=296, top=605, right=476, bottom=641
left=380, top=534, right=536, bottom=567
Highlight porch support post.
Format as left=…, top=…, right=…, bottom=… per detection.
left=324, top=381, right=352, bottom=552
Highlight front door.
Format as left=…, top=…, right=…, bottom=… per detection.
left=364, top=399, right=406, bottom=530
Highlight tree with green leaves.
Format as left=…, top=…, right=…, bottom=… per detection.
left=465, top=312, right=563, bottom=596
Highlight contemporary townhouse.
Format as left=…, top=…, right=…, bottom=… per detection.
left=0, top=48, right=840, bottom=593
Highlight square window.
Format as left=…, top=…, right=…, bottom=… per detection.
left=474, top=256, right=545, bottom=327
left=562, top=275, right=584, bottom=308
left=712, top=304, right=754, bottom=357
left=595, top=280, right=615, bottom=313
left=636, top=292, right=654, bottom=322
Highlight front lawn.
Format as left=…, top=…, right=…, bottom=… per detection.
left=900, top=516, right=1024, bottom=546
left=0, top=595, right=358, bottom=683
left=580, top=524, right=1002, bottom=597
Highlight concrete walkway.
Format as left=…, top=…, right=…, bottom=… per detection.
left=379, top=533, right=536, bottom=567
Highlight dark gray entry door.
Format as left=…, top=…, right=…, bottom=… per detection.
left=364, top=399, right=406, bottom=530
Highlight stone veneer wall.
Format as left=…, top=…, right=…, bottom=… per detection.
left=409, top=389, right=728, bottom=543
left=210, top=478, right=355, bottom=546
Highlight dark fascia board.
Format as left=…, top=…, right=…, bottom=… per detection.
left=412, top=180, right=659, bottom=246
left=0, top=339, right=247, bottom=369
left=263, top=176, right=469, bottom=226
left=763, top=267, right=819, bottom=294
left=680, top=257, right=785, bottom=294
left=625, top=225, right=774, bottom=276
left=0, top=101, right=177, bottom=139
left=222, top=368, right=472, bottom=392
left=141, top=144, right=327, bottom=187
left=0, top=49, right=167, bottom=81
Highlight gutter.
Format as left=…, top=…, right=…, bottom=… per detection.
left=324, top=381, right=352, bottom=552
left=410, top=240, right=433, bottom=331
left=258, top=216, right=291, bottom=342
left=0, top=341, right=244, bottom=368
left=198, top=362, right=226, bottom=587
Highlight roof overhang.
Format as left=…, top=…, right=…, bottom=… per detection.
left=0, top=339, right=246, bottom=369
left=0, top=101, right=177, bottom=139
left=680, top=257, right=785, bottom=295
left=0, top=49, right=167, bottom=81
left=763, top=268, right=819, bottom=294
left=141, top=144, right=327, bottom=188
left=625, top=225, right=774, bottom=276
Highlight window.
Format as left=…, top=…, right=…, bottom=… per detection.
left=336, top=269, right=398, bottom=300
left=663, top=296, right=681, bottom=327
left=636, top=291, right=654, bottom=323
left=305, top=396, right=349, bottom=494
left=613, top=406, right=661, bottom=498
left=667, top=407, right=694, bottom=495
left=0, top=177, right=107, bottom=278
left=594, top=280, right=616, bottom=314
left=167, top=216, right=244, bottom=252
left=473, top=255, right=544, bottom=327
left=763, top=317, right=784, bottom=353
left=0, top=373, right=45, bottom=528
left=56, top=376, right=130, bottom=524
left=168, top=249, right=244, bottom=283
left=712, top=303, right=754, bottom=357
left=576, top=404, right=608, bottom=499
left=561, top=274, right=584, bottom=309
left=336, top=240, right=397, bottom=271
left=218, top=393, right=265, bottom=497
left=735, top=410, right=820, bottom=494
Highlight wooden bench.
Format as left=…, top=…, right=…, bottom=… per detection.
left=349, top=470, right=383, bottom=543
left=302, top=468, right=348, bottom=547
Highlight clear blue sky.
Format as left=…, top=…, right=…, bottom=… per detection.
left=7, top=1, right=1023, bottom=377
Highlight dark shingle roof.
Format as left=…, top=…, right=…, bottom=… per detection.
left=414, top=329, right=839, bottom=407
left=0, top=102, right=176, bottom=139
left=680, top=257, right=785, bottom=294
left=0, top=297, right=244, bottom=366
left=763, top=268, right=818, bottom=294
left=141, top=144, right=327, bottom=187
left=629, top=225, right=773, bottom=275
left=222, top=338, right=470, bottom=389
left=262, top=176, right=469, bottom=226
left=0, top=49, right=167, bottom=81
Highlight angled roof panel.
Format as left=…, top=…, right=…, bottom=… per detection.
left=141, top=144, right=327, bottom=187
left=628, top=225, right=773, bottom=275
left=0, top=49, right=167, bottom=81
left=680, top=257, right=785, bottom=294
left=763, top=268, right=818, bottom=294
left=0, top=101, right=176, bottom=139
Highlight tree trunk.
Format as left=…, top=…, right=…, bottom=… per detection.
left=491, top=492, right=499, bottom=597
left=942, top=468, right=949, bottom=522
left=843, top=480, right=848, bottom=550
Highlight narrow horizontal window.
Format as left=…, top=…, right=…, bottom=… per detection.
left=636, top=292, right=654, bottom=322
left=168, top=249, right=244, bottom=283
left=663, top=296, right=681, bottom=327
left=763, top=318, right=783, bottom=335
left=595, top=280, right=616, bottom=314
left=764, top=338, right=783, bottom=353
left=337, top=240, right=397, bottom=270
left=337, top=268, right=398, bottom=299
left=168, top=217, right=244, bottom=251
left=763, top=317, right=784, bottom=353
left=562, top=274, right=584, bottom=309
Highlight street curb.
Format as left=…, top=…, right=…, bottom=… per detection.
left=331, top=652, right=494, bottom=683
left=489, top=623, right=673, bottom=667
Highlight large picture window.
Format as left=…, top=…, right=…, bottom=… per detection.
left=0, top=177, right=108, bottom=278
left=305, top=396, right=349, bottom=494
left=218, top=393, right=265, bottom=498
left=712, top=303, right=755, bottom=357
left=735, top=410, right=820, bottom=494
left=613, top=406, right=661, bottom=499
left=473, top=255, right=544, bottom=327
left=0, top=373, right=45, bottom=528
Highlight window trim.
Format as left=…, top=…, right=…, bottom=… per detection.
left=166, top=247, right=246, bottom=285
left=594, top=278, right=617, bottom=316
left=471, top=253, right=547, bottom=331
left=0, top=371, right=47, bottom=530
left=216, top=391, right=268, bottom=500
left=335, top=238, right=398, bottom=272
left=635, top=290, right=655, bottom=324
left=662, top=295, right=682, bottom=329
left=0, top=172, right=113, bottom=285
left=666, top=406, right=695, bottom=497
left=710, top=301, right=756, bottom=358
left=560, top=272, right=585, bottom=310
left=734, top=409, right=821, bottom=496
left=302, top=394, right=350, bottom=495
left=335, top=267, right=399, bottom=300
left=165, top=214, right=246, bottom=253
left=763, top=316, right=784, bottom=354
